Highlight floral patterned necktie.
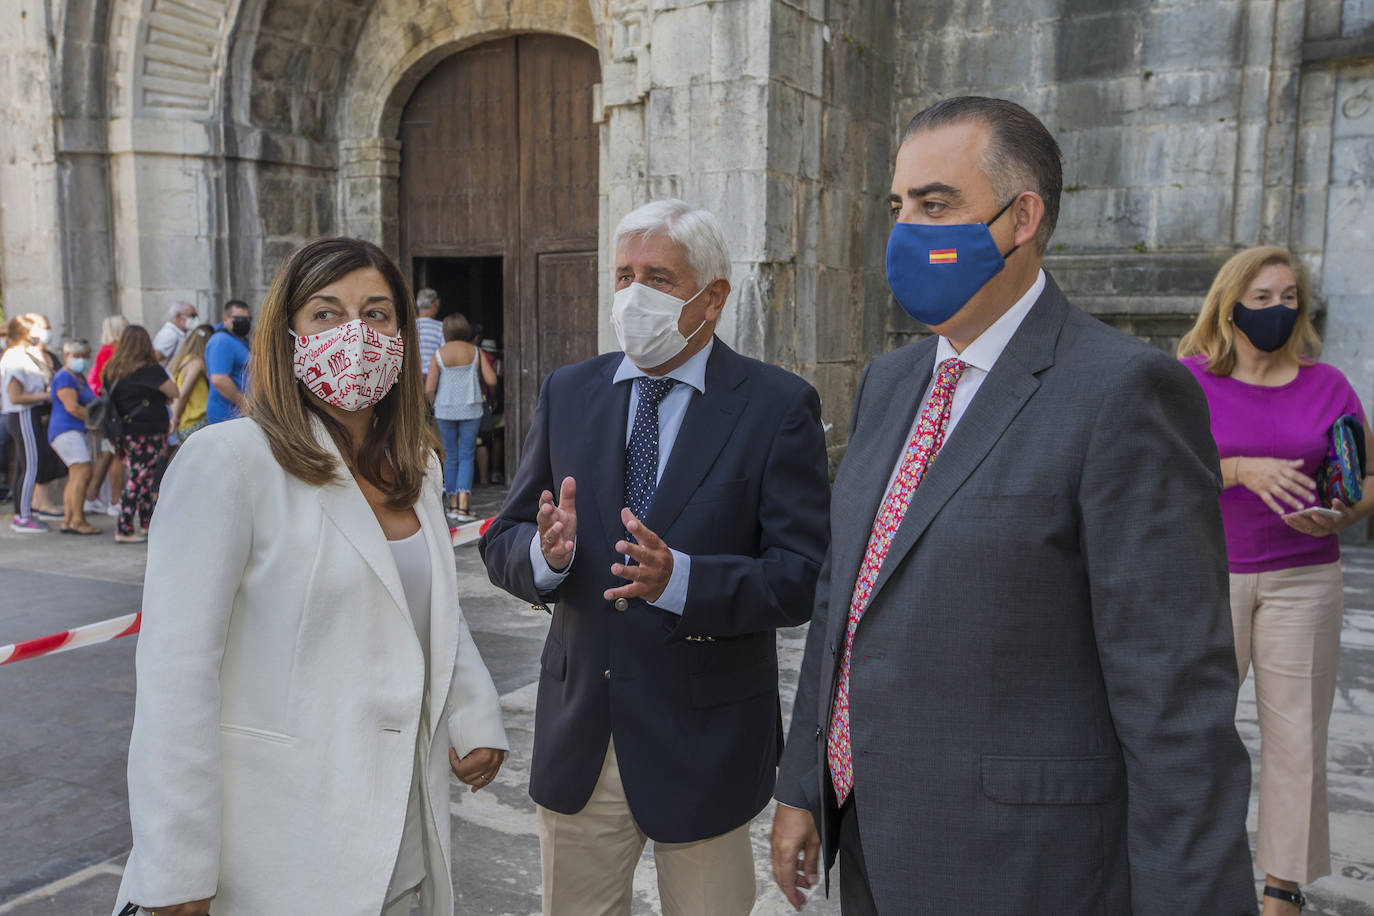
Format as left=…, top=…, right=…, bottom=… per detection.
left=827, top=357, right=968, bottom=806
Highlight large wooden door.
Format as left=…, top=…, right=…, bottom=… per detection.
left=398, top=35, right=600, bottom=469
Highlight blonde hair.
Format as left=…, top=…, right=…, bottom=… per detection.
left=1177, top=246, right=1320, bottom=376
left=169, top=323, right=215, bottom=377
left=248, top=237, right=438, bottom=511
left=100, top=314, right=129, bottom=345
left=5, top=312, right=48, bottom=346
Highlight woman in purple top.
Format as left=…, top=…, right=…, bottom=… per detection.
left=1179, top=245, right=1374, bottom=916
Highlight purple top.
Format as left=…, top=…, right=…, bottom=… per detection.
left=1182, top=354, right=1365, bottom=573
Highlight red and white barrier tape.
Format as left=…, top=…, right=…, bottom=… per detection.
left=450, top=515, right=495, bottom=547
left=0, top=612, right=141, bottom=666
left=2, top=517, right=497, bottom=666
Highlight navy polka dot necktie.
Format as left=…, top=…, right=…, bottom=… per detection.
left=624, top=376, right=677, bottom=522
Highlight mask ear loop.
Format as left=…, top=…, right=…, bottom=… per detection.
left=985, top=194, right=1023, bottom=261
left=678, top=281, right=715, bottom=344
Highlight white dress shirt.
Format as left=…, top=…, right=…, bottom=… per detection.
left=527, top=338, right=716, bottom=614
left=882, top=270, right=1046, bottom=495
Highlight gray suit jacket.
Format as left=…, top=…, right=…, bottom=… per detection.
left=775, top=276, right=1256, bottom=915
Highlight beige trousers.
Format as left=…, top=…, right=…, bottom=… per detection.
left=536, top=738, right=756, bottom=916
left=1230, top=560, right=1344, bottom=883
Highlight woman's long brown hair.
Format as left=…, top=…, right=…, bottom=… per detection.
left=249, top=237, right=439, bottom=510
left=102, top=325, right=158, bottom=385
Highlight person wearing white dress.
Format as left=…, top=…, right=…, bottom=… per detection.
left=114, top=237, right=508, bottom=916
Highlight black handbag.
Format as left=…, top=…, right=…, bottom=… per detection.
left=85, top=379, right=151, bottom=440
left=84, top=379, right=123, bottom=438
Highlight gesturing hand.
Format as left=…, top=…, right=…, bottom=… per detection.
left=605, top=509, right=673, bottom=604
left=537, top=477, right=577, bottom=572
left=771, top=804, right=821, bottom=911
left=449, top=746, right=506, bottom=793
left=1237, top=457, right=1316, bottom=514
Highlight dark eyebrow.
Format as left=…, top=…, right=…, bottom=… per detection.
left=906, top=182, right=963, bottom=201
left=306, top=294, right=395, bottom=305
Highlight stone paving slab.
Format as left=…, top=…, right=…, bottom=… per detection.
left=1, top=489, right=1371, bottom=914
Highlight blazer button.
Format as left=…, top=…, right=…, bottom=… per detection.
left=603, top=668, right=611, bottom=680
left=614, top=597, right=629, bottom=612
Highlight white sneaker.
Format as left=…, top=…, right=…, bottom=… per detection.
left=84, top=499, right=106, bottom=513
left=105, top=503, right=121, bottom=517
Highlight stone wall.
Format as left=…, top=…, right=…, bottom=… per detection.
left=596, top=0, right=895, bottom=444
left=809, top=2, right=896, bottom=441
left=0, top=2, right=65, bottom=332
left=598, top=0, right=781, bottom=356
left=1312, top=0, right=1374, bottom=414
left=2, top=0, right=1371, bottom=441
left=885, top=0, right=1374, bottom=392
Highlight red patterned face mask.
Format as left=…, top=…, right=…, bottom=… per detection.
left=293, top=318, right=405, bottom=411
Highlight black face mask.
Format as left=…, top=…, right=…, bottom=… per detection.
left=1231, top=302, right=1298, bottom=353
left=230, top=316, right=252, bottom=337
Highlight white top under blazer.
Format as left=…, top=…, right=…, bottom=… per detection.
left=114, top=416, right=508, bottom=916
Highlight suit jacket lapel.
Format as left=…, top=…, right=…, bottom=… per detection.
left=647, top=340, right=748, bottom=536
left=865, top=281, right=1068, bottom=608
left=588, top=358, right=633, bottom=544
left=311, top=418, right=411, bottom=625
left=827, top=341, right=936, bottom=643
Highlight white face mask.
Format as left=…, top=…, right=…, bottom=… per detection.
left=31, top=328, right=51, bottom=345
left=611, top=282, right=709, bottom=370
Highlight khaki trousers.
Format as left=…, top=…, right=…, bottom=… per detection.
left=1229, top=560, right=1344, bottom=883
left=536, top=738, right=756, bottom=916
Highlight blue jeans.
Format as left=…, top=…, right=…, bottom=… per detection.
left=437, top=416, right=481, bottom=496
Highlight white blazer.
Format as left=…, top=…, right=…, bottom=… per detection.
left=114, top=417, right=508, bottom=916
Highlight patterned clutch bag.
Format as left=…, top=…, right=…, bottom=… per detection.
left=1317, top=413, right=1366, bottom=507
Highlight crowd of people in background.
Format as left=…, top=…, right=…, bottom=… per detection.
left=414, top=286, right=507, bottom=521
left=1, top=289, right=507, bottom=539
left=0, top=300, right=254, bottom=538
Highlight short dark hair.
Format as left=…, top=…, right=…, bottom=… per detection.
left=902, top=97, right=1063, bottom=254
left=442, top=312, right=471, bottom=342
left=222, top=299, right=250, bottom=318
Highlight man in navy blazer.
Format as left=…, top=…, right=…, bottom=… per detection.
left=480, top=199, right=829, bottom=915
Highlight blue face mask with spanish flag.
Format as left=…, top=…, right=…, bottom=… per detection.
left=885, top=197, right=1019, bottom=328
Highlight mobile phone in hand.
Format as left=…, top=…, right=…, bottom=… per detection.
left=1287, top=507, right=1343, bottom=520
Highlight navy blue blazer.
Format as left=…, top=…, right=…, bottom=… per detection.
left=479, top=339, right=830, bottom=842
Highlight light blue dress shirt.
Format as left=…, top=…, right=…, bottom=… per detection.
left=527, top=338, right=715, bottom=614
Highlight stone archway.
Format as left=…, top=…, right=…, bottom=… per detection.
left=396, top=34, right=602, bottom=461
left=328, top=0, right=604, bottom=467
left=333, top=0, right=604, bottom=256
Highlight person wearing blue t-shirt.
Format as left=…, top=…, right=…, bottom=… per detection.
left=50, top=339, right=101, bottom=534
left=205, top=300, right=252, bottom=424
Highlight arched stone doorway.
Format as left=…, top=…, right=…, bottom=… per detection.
left=397, top=34, right=601, bottom=472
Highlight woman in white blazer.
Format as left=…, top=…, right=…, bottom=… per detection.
left=114, top=238, right=509, bottom=916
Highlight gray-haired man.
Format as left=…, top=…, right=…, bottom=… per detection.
left=414, top=287, right=444, bottom=374
left=152, top=302, right=198, bottom=365
left=481, top=199, right=830, bottom=915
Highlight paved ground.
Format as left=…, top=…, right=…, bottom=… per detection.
left=1, top=480, right=1372, bottom=915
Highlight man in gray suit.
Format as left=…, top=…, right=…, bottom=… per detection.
left=770, top=97, right=1257, bottom=915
